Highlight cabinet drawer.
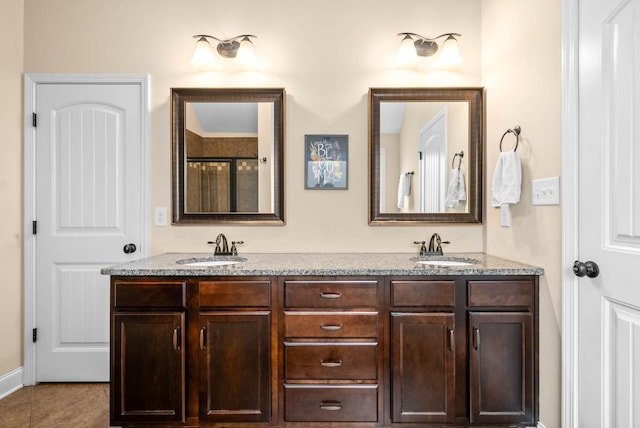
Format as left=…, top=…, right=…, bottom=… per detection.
left=284, top=280, right=378, bottom=308
left=390, top=280, right=455, bottom=307
left=284, top=343, right=377, bottom=380
left=284, top=312, right=378, bottom=338
left=113, top=281, right=186, bottom=308
left=199, top=281, right=270, bottom=308
left=284, top=385, right=378, bottom=422
left=468, top=280, right=533, bottom=307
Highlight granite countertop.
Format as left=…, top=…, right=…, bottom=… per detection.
left=101, top=252, right=544, bottom=277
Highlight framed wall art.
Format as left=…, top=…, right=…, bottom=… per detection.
left=304, top=134, right=348, bottom=190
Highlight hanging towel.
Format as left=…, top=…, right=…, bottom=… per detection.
left=445, top=168, right=467, bottom=208
left=491, top=151, right=522, bottom=207
left=397, top=173, right=411, bottom=209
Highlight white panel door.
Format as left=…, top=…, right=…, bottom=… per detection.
left=35, top=82, right=146, bottom=381
left=418, top=108, right=447, bottom=213
left=578, top=0, right=640, bottom=425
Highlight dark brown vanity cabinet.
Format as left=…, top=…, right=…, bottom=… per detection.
left=111, top=280, right=187, bottom=425
left=389, top=280, right=456, bottom=424
left=110, top=277, right=273, bottom=427
left=110, top=274, right=537, bottom=427
left=198, top=280, right=272, bottom=423
left=389, top=277, right=538, bottom=427
left=280, top=278, right=382, bottom=424
left=467, top=280, right=536, bottom=425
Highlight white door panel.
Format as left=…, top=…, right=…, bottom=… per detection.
left=33, top=80, right=147, bottom=381
left=577, top=0, right=640, bottom=425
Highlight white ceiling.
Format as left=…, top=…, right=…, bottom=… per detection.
left=380, top=102, right=405, bottom=134
left=190, top=102, right=258, bottom=133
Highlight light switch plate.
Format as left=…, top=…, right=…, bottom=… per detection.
left=532, top=177, right=560, bottom=206
left=154, top=207, right=168, bottom=226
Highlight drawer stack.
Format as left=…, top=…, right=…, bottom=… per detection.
left=282, top=279, right=381, bottom=423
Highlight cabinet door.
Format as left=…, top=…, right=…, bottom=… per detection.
left=111, top=312, right=185, bottom=425
left=391, top=312, right=455, bottom=423
left=469, top=312, right=534, bottom=425
left=199, top=312, right=270, bottom=423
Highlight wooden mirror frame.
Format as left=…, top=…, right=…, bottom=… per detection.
left=171, top=88, right=285, bottom=224
left=368, top=87, right=484, bottom=224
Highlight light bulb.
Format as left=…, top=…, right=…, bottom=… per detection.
left=236, top=37, right=257, bottom=70
left=191, top=37, right=215, bottom=70
left=438, top=36, right=463, bottom=69
left=396, top=35, right=419, bottom=69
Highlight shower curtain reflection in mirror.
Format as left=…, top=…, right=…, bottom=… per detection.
left=187, top=159, right=259, bottom=213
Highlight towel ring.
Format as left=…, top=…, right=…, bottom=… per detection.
left=452, top=151, right=464, bottom=169
left=499, top=126, right=521, bottom=152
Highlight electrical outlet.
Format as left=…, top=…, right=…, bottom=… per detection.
left=154, top=207, right=168, bottom=226
left=532, top=177, right=560, bottom=206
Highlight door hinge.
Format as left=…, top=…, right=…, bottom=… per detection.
left=32, top=112, right=37, bottom=127
left=419, top=151, right=423, bottom=160
left=32, top=328, right=37, bottom=343
left=32, top=221, right=37, bottom=235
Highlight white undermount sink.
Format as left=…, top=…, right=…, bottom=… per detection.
left=176, top=257, right=246, bottom=267
left=414, top=257, right=479, bottom=267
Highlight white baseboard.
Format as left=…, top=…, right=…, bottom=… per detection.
left=0, top=367, right=23, bottom=400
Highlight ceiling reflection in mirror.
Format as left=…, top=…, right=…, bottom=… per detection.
left=369, top=88, right=484, bottom=224
left=172, top=88, right=285, bottom=224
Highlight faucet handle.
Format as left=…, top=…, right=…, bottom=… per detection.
left=230, top=241, right=244, bottom=256
left=437, top=240, right=451, bottom=253
left=413, top=241, right=427, bottom=257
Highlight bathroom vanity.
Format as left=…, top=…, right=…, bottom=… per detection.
left=103, top=253, right=542, bottom=427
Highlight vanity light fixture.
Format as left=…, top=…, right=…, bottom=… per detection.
left=396, top=32, right=463, bottom=69
left=191, top=34, right=257, bottom=69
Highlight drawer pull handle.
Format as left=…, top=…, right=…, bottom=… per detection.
left=200, top=327, right=206, bottom=350
left=320, top=359, right=343, bottom=368
left=473, top=327, right=480, bottom=350
left=449, top=328, right=454, bottom=352
left=320, top=292, right=342, bottom=299
left=173, top=327, right=181, bottom=351
left=320, top=400, right=342, bottom=411
left=320, top=323, right=343, bottom=331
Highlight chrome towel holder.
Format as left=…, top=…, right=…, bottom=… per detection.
left=499, top=125, right=521, bottom=152
left=452, top=151, right=464, bottom=169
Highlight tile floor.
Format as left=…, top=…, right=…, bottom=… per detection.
left=0, top=383, right=115, bottom=428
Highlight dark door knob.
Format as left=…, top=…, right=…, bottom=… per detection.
left=573, top=260, right=599, bottom=278
left=123, top=243, right=137, bottom=254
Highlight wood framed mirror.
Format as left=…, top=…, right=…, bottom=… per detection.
left=369, top=87, right=484, bottom=224
left=171, top=88, right=285, bottom=224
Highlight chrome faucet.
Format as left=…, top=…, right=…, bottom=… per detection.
left=207, top=233, right=243, bottom=256
left=215, top=233, right=229, bottom=254
left=414, top=233, right=450, bottom=256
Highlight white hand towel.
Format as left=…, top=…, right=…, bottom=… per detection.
left=397, top=173, right=411, bottom=209
left=445, top=168, right=467, bottom=208
left=491, top=151, right=522, bottom=207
